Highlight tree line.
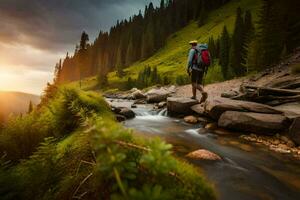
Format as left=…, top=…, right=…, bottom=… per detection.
left=53, top=0, right=230, bottom=85
left=209, top=0, right=300, bottom=80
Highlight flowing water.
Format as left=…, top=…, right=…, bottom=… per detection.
left=110, top=99, right=300, bottom=200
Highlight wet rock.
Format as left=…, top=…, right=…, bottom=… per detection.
left=191, top=104, right=206, bottom=116
left=205, top=123, right=218, bottom=130
left=167, top=97, right=198, bottom=116
left=184, top=116, right=198, bottom=124
left=186, top=149, right=221, bottom=161
left=115, top=114, right=126, bottom=122
left=197, top=117, right=210, bottom=124
left=218, top=111, right=290, bottom=134
left=134, top=99, right=147, bottom=104
left=213, top=128, right=232, bottom=135
left=289, top=117, right=300, bottom=145
left=131, top=104, right=137, bottom=108
left=158, top=101, right=167, bottom=109
left=119, top=108, right=135, bottom=119
left=111, top=106, right=121, bottom=114
left=205, top=98, right=283, bottom=120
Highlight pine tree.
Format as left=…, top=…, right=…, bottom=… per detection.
left=229, top=7, right=246, bottom=76
left=125, top=37, right=134, bottom=66
left=116, top=45, right=124, bottom=77
left=243, top=10, right=255, bottom=73
left=28, top=101, right=33, bottom=114
left=79, top=31, right=89, bottom=50
left=220, top=26, right=231, bottom=79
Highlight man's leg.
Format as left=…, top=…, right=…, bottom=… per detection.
left=192, top=83, right=197, bottom=99
left=196, top=84, right=207, bottom=103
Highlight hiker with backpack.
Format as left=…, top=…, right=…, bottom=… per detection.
left=186, top=40, right=211, bottom=103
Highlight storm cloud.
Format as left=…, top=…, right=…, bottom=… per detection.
left=0, top=0, right=159, bottom=51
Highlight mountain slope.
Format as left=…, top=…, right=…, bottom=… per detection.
left=68, top=0, right=262, bottom=91
left=104, top=0, right=261, bottom=88
left=0, top=91, right=40, bottom=120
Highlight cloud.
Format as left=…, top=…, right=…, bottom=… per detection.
left=0, top=0, right=159, bottom=94
left=0, top=0, right=159, bottom=52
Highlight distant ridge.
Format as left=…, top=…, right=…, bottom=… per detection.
left=0, top=91, right=40, bottom=120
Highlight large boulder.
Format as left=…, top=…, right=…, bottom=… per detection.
left=167, top=97, right=198, bottom=116
left=218, top=111, right=290, bottom=134
left=145, top=88, right=171, bottom=103
left=186, top=149, right=221, bottom=161
left=289, top=117, right=300, bottom=145
left=119, top=107, right=136, bottom=119
left=205, top=98, right=283, bottom=120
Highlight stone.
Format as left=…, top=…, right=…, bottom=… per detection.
left=134, top=99, right=147, bottom=104
left=280, top=136, right=290, bottom=143
left=167, top=97, right=198, bottom=116
left=286, top=141, right=296, bottom=148
left=218, top=111, right=290, bottom=134
left=119, top=107, right=136, bottom=119
left=289, top=117, right=300, bottom=145
left=131, top=89, right=146, bottom=99
left=146, top=88, right=171, bottom=103
left=111, top=106, right=121, bottom=114
left=158, top=101, right=167, bottom=108
left=204, top=98, right=283, bottom=120
left=115, top=114, right=126, bottom=122
left=221, top=90, right=239, bottom=98
left=213, top=128, right=232, bottom=135
left=191, top=104, right=206, bottom=116
left=186, top=149, right=221, bottom=161
left=205, top=123, right=218, bottom=130
left=184, top=116, right=198, bottom=124
left=131, top=104, right=137, bottom=108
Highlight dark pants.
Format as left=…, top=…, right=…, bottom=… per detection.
left=191, top=69, right=204, bottom=85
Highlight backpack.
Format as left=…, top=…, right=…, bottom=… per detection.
left=193, top=44, right=211, bottom=68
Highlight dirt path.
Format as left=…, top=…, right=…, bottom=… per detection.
left=174, top=77, right=246, bottom=101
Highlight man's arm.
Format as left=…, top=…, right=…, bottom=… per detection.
left=187, top=49, right=195, bottom=74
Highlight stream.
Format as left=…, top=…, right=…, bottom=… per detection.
left=110, top=99, right=300, bottom=200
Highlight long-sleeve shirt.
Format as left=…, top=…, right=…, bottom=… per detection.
left=187, top=48, right=196, bottom=70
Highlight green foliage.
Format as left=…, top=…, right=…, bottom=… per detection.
left=0, top=88, right=215, bottom=200
left=229, top=7, right=247, bottom=76
left=176, top=74, right=190, bottom=85
left=219, top=26, right=231, bottom=79
left=0, top=87, right=112, bottom=162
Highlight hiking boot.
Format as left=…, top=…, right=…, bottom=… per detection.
left=191, top=96, right=197, bottom=100
left=199, top=92, right=208, bottom=104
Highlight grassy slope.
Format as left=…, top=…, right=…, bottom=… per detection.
left=71, top=0, right=261, bottom=91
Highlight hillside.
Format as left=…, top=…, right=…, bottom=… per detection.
left=72, top=0, right=261, bottom=91
left=0, top=91, right=40, bottom=120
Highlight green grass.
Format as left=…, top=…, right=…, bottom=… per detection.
left=104, top=0, right=261, bottom=89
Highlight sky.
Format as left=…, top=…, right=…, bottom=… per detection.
left=0, top=0, right=159, bottom=95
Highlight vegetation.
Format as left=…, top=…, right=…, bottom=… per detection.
left=0, top=87, right=215, bottom=199
left=54, top=0, right=231, bottom=85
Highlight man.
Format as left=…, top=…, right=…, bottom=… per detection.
left=187, top=40, right=208, bottom=103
